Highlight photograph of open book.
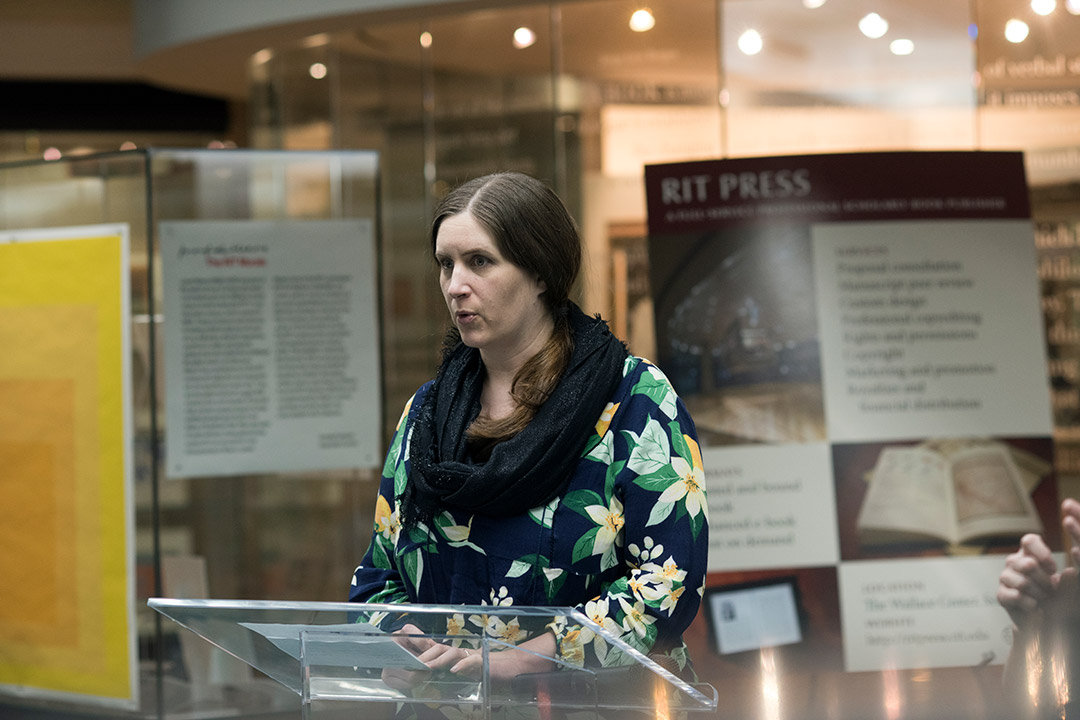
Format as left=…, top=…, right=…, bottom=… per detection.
left=856, top=441, right=1044, bottom=548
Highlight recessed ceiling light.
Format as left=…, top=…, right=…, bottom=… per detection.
left=43, top=147, right=62, bottom=161
left=890, top=38, right=915, bottom=55
left=629, top=8, right=656, bottom=32
left=419, top=31, right=433, bottom=49
left=309, top=62, right=327, bottom=79
left=513, top=27, right=537, bottom=49
left=738, top=29, right=763, bottom=55
left=1005, top=19, right=1029, bottom=42
left=1031, top=0, right=1056, bottom=14
left=1067, top=0, right=1080, bottom=14
left=303, top=33, right=330, bottom=48
left=802, top=0, right=827, bottom=8
left=859, top=13, right=889, bottom=39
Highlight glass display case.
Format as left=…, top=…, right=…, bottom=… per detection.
left=0, top=149, right=383, bottom=718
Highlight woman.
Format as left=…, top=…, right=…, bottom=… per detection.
left=996, top=498, right=1080, bottom=719
left=349, top=172, right=708, bottom=687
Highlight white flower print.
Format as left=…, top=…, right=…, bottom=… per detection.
left=584, top=495, right=625, bottom=570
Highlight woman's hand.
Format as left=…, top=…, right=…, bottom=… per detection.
left=1062, top=497, right=1080, bottom=569
left=381, top=625, right=557, bottom=687
left=379, top=624, right=435, bottom=690
left=997, top=533, right=1058, bottom=631
left=996, top=499, right=1080, bottom=632
left=441, top=631, right=557, bottom=682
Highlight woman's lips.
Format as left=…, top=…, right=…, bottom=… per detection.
left=456, top=311, right=478, bottom=325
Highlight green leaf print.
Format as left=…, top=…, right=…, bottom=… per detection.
left=586, top=431, right=614, bottom=465
left=690, top=508, right=705, bottom=541
left=401, top=548, right=422, bottom=588
left=668, top=421, right=690, bottom=461
left=507, top=554, right=550, bottom=580
left=572, top=527, right=601, bottom=565
left=563, top=489, right=605, bottom=517
left=381, top=426, right=402, bottom=478
left=372, top=538, right=391, bottom=570
left=507, top=560, right=532, bottom=578
left=625, top=417, right=670, bottom=477
left=632, top=368, right=677, bottom=419
left=543, top=567, right=567, bottom=600
left=604, top=460, right=625, bottom=499
left=632, top=467, right=680, bottom=492
left=631, top=371, right=669, bottom=407
left=646, top=500, right=676, bottom=528
left=529, top=497, right=559, bottom=528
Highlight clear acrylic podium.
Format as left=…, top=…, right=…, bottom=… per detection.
left=149, top=598, right=718, bottom=718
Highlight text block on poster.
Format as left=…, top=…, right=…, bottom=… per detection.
left=704, top=443, right=839, bottom=572
left=161, top=220, right=380, bottom=479
left=812, top=219, right=1052, bottom=442
left=837, top=555, right=1035, bottom=672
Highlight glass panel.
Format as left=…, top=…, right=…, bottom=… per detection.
left=558, top=0, right=722, bottom=357
left=148, top=598, right=718, bottom=714
left=723, top=0, right=978, bottom=155
left=426, top=6, right=561, bottom=189
left=0, top=149, right=382, bottom=718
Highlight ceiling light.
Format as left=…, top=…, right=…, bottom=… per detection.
left=419, top=31, right=433, bottom=48
left=802, top=0, right=827, bottom=7
left=303, top=33, right=330, bottom=48
left=738, top=29, right=763, bottom=55
left=513, top=27, right=537, bottom=49
left=1067, top=0, right=1080, bottom=14
left=629, top=8, right=656, bottom=32
left=1005, top=19, right=1030, bottom=42
left=1031, top=0, right=1056, bottom=14
left=120, top=141, right=137, bottom=151
left=859, top=13, right=889, bottom=39
left=890, top=38, right=915, bottom=55
left=309, top=62, right=327, bottom=79
left=43, top=147, right=62, bottom=161
left=253, top=48, right=273, bottom=65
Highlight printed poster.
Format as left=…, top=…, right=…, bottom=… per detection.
left=0, top=225, right=136, bottom=708
left=161, top=220, right=381, bottom=479
left=645, top=152, right=1055, bottom=673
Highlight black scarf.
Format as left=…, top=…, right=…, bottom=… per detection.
left=400, top=303, right=628, bottom=529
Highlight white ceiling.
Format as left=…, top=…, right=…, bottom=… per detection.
left=1, top=0, right=1076, bottom=106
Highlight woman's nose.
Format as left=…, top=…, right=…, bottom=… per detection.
left=446, top=266, right=469, bottom=297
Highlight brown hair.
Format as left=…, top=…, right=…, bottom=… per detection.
left=431, top=172, right=582, bottom=454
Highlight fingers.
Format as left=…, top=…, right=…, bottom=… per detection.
left=392, top=624, right=436, bottom=654
left=415, top=643, right=479, bottom=674
left=450, top=647, right=482, bottom=675
left=999, top=564, right=1051, bottom=602
left=381, top=666, right=430, bottom=691
left=998, top=534, right=1064, bottom=630
left=1063, top=499, right=1080, bottom=565
left=1018, top=533, right=1058, bottom=579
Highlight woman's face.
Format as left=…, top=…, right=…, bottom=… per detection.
left=435, top=212, right=550, bottom=362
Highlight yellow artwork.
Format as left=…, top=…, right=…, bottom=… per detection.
left=0, top=230, right=134, bottom=707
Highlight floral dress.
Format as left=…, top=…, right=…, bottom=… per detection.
left=349, top=355, right=708, bottom=675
